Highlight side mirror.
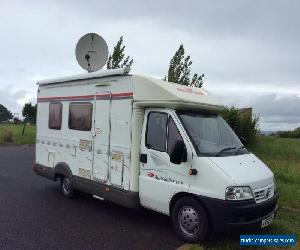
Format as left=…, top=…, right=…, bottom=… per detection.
left=239, top=136, right=247, bottom=145
left=170, top=140, right=187, bottom=165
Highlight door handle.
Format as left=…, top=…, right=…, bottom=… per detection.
left=140, top=154, right=147, bottom=163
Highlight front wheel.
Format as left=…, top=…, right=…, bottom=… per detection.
left=61, top=176, right=75, bottom=198
left=171, top=197, right=210, bottom=243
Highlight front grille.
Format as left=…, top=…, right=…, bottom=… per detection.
left=254, top=190, right=265, bottom=202
left=254, top=184, right=274, bottom=203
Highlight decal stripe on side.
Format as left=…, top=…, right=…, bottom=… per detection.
left=37, top=92, right=133, bottom=102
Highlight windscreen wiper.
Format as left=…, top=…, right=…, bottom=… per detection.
left=215, top=146, right=236, bottom=156
left=235, top=145, right=246, bottom=154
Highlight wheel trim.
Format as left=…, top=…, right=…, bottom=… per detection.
left=63, top=178, right=71, bottom=194
left=178, top=206, right=200, bottom=237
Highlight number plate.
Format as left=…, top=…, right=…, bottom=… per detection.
left=261, top=213, right=274, bottom=228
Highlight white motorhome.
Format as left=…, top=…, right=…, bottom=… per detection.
left=34, top=68, right=278, bottom=242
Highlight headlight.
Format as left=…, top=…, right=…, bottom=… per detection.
left=225, top=186, right=254, bottom=200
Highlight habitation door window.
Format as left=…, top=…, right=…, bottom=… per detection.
left=49, top=102, right=62, bottom=130
left=69, top=102, right=93, bottom=131
left=146, top=112, right=168, bottom=151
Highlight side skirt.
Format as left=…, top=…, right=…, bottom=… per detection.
left=33, top=163, right=140, bottom=209
left=72, top=176, right=140, bottom=209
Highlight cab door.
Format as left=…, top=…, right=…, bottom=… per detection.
left=139, top=109, right=190, bottom=214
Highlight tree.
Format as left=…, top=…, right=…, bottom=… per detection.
left=165, top=44, right=204, bottom=88
left=106, top=36, right=133, bottom=69
left=221, top=107, right=259, bottom=145
left=22, top=103, right=37, bottom=122
left=0, top=104, right=13, bottom=122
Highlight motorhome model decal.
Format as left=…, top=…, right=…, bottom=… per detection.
left=111, top=151, right=124, bottom=172
left=110, top=151, right=125, bottom=186
left=48, top=152, right=55, bottom=167
left=37, top=92, right=133, bottom=102
left=79, top=139, right=92, bottom=152
left=111, top=152, right=123, bottom=162
left=147, top=172, right=155, bottom=177
left=147, top=172, right=183, bottom=185
left=176, top=86, right=207, bottom=96
left=95, top=128, right=102, bottom=134
left=79, top=168, right=91, bottom=179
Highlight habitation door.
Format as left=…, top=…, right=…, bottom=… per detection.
left=92, top=91, right=111, bottom=182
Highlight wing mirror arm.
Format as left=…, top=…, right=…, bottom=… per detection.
left=239, top=136, right=247, bottom=145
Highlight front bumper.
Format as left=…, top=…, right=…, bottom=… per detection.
left=200, top=192, right=278, bottom=232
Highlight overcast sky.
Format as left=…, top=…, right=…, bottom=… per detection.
left=0, top=0, right=299, bottom=131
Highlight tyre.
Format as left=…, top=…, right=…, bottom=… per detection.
left=61, top=176, right=75, bottom=198
left=171, top=197, right=210, bottom=243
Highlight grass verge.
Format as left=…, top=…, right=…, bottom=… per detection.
left=0, top=123, right=36, bottom=145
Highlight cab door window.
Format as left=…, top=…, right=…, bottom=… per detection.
left=146, top=112, right=168, bottom=151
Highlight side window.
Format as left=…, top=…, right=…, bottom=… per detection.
left=69, top=102, right=93, bottom=131
left=49, top=102, right=62, bottom=130
left=146, top=112, right=168, bottom=151
left=167, top=118, right=183, bottom=155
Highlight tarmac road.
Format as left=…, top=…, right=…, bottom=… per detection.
left=0, top=145, right=183, bottom=249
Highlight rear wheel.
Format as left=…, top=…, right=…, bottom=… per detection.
left=171, top=197, right=210, bottom=243
left=61, top=176, right=75, bottom=198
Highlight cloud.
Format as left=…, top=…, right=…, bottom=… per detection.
left=216, top=91, right=300, bottom=131
left=0, top=88, right=35, bottom=117
left=0, top=0, right=299, bottom=130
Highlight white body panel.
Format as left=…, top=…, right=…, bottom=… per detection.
left=36, top=70, right=275, bottom=216
left=208, top=154, right=274, bottom=189
left=36, top=74, right=133, bottom=190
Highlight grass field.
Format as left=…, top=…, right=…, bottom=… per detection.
left=0, top=124, right=299, bottom=248
left=0, top=123, right=36, bottom=145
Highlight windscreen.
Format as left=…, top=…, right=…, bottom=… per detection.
left=178, top=111, right=247, bottom=157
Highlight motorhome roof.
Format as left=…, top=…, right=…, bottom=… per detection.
left=37, top=69, right=223, bottom=111
left=37, top=68, right=129, bottom=85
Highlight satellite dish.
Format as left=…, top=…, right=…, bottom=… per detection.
left=75, top=33, right=108, bottom=72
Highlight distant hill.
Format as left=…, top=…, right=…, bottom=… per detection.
left=260, top=131, right=278, bottom=136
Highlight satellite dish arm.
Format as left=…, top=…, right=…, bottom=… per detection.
left=85, top=54, right=92, bottom=73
